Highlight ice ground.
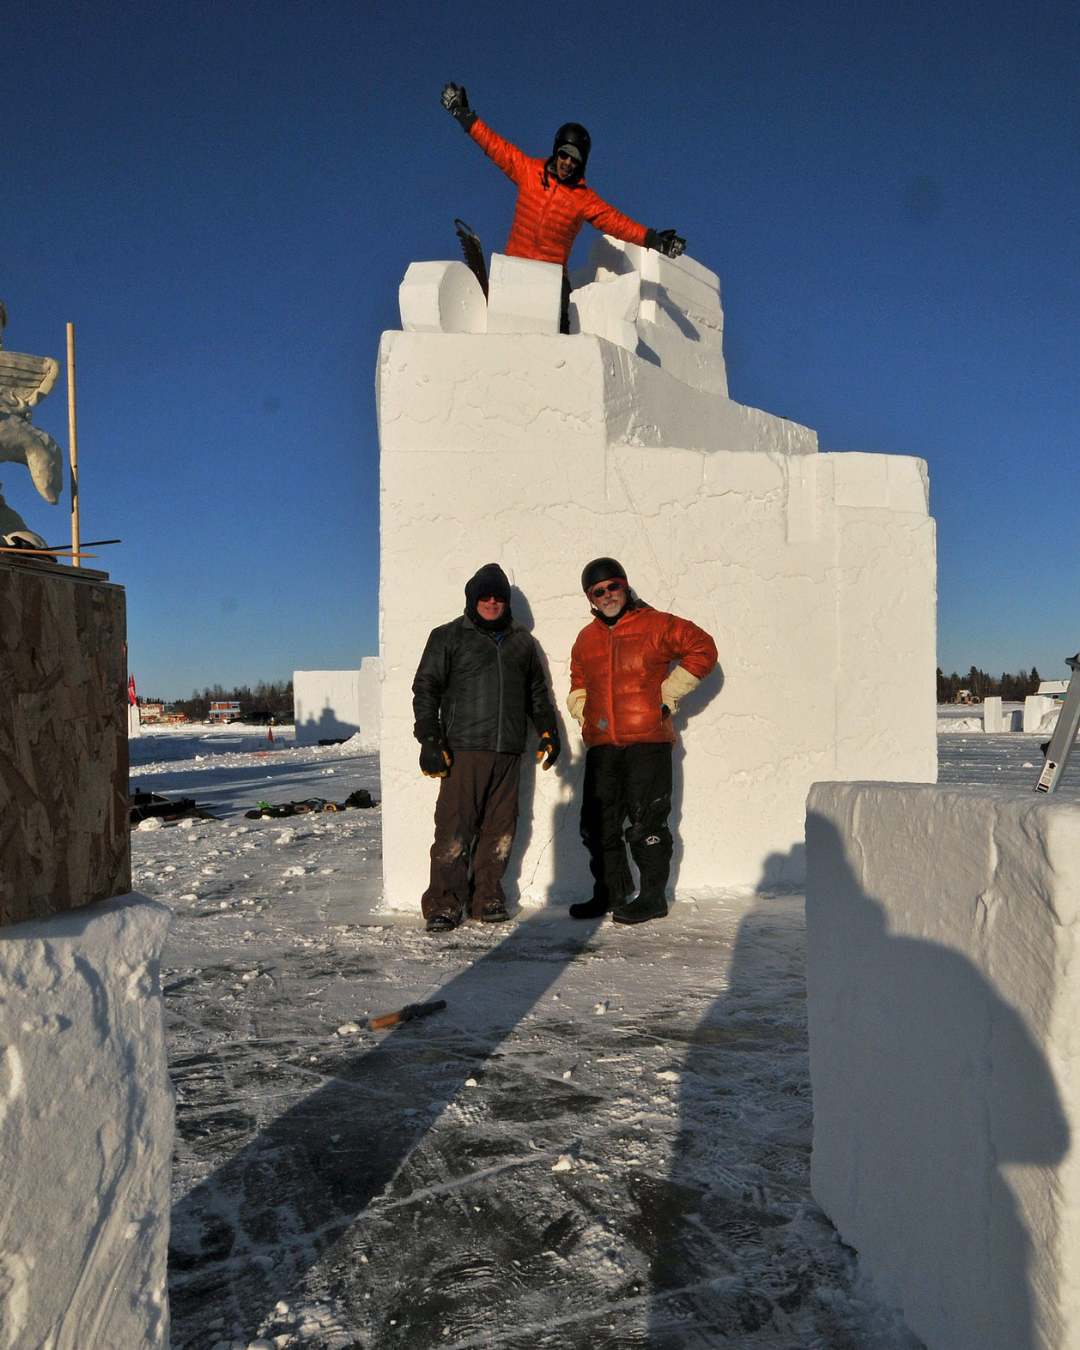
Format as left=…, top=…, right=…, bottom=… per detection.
left=136, top=723, right=1080, bottom=1349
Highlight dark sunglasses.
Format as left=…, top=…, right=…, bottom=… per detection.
left=588, top=580, right=625, bottom=601
left=476, top=594, right=505, bottom=604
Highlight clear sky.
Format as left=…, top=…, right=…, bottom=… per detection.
left=6, top=0, right=1078, bottom=697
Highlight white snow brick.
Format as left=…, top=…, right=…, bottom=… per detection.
left=806, top=782, right=1080, bottom=1350
left=0, top=894, right=174, bottom=1347
left=294, top=661, right=380, bottom=750
left=571, top=235, right=728, bottom=396
left=1026, top=695, right=1059, bottom=734
left=983, top=695, right=1003, bottom=732
left=398, top=261, right=486, bottom=334
left=485, top=253, right=563, bottom=335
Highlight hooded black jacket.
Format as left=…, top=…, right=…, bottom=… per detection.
left=412, top=615, right=556, bottom=754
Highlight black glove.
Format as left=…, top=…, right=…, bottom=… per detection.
left=536, top=729, right=560, bottom=771
left=419, top=737, right=452, bottom=778
left=441, top=82, right=476, bottom=130
left=644, top=228, right=686, bottom=259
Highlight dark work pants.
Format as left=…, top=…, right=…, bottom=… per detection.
left=421, top=750, right=521, bottom=921
left=580, top=743, right=674, bottom=908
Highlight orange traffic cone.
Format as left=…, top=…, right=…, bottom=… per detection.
left=267, top=724, right=275, bottom=745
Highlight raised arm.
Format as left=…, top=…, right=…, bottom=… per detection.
left=441, top=81, right=528, bottom=184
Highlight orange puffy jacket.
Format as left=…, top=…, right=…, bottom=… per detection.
left=570, top=603, right=717, bottom=747
left=468, top=118, right=648, bottom=267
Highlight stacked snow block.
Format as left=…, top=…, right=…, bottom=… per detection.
left=0, top=558, right=130, bottom=926
left=293, top=659, right=381, bottom=750
left=377, top=237, right=936, bottom=906
left=807, top=782, right=1080, bottom=1350
left=0, top=895, right=173, bottom=1347
left=399, top=260, right=485, bottom=334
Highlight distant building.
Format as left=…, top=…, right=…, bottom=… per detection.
left=139, top=700, right=165, bottom=723
left=1037, top=680, right=1068, bottom=699
left=208, top=700, right=241, bottom=724
left=955, top=689, right=976, bottom=705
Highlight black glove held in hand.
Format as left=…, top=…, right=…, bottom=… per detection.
left=441, top=82, right=476, bottom=129
left=536, top=729, right=561, bottom=770
left=644, top=228, right=686, bottom=258
left=419, top=738, right=452, bottom=778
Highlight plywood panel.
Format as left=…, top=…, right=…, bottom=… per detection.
left=0, top=559, right=130, bottom=925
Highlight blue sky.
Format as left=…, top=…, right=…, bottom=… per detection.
left=6, top=0, right=1078, bottom=697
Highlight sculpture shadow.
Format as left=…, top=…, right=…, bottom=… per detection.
left=300, top=704, right=361, bottom=746
left=667, top=659, right=725, bottom=899
left=168, top=908, right=604, bottom=1343
left=645, top=827, right=1069, bottom=1347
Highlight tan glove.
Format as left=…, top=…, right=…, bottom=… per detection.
left=660, top=666, right=701, bottom=715
left=567, top=688, right=587, bottom=725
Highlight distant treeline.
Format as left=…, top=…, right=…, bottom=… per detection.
left=167, top=680, right=295, bottom=721
left=937, top=667, right=1041, bottom=703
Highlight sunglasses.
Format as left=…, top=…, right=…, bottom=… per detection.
left=476, top=594, right=505, bottom=604
left=588, top=580, right=625, bottom=601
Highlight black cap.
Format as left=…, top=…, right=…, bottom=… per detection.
left=465, top=562, right=511, bottom=609
left=581, top=557, right=627, bottom=593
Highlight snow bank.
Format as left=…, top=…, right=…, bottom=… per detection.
left=806, top=782, right=1080, bottom=1350
left=0, top=893, right=174, bottom=1347
left=937, top=716, right=983, bottom=733
left=377, top=236, right=936, bottom=905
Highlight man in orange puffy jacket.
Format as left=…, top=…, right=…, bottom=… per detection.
left=567, top=558, right=717, bottom=925
left=441, top=82, right=686, bottom=330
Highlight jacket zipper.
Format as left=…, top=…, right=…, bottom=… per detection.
left=607, top=625, right=617, bottom=743
left=495, top=642, right=505, bottom=753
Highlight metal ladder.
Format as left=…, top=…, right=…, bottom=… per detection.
left=1035, top=654, right=1080, bottom=792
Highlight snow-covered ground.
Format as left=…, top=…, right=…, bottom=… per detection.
left=139, top=723, right=1080, bottom=1349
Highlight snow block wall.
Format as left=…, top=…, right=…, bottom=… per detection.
left=806, top=782, right=1080, bottom=1350
left=294, top=659, right=381, bottom=749
left=0, top=559, right=130, bottom=925
left=0, top=894, right=174, bottom=1347
left=377, top=237, right=936, bottom=908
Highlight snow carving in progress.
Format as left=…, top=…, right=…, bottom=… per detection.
left=0, top=895, right=174, bottom=1348
left=0, top=339, right=64, bottom=519
left=806, top=783, right=1080, bottom=1350
left=377, top=233, right=937, bottom=909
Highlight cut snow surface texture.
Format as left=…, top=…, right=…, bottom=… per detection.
left=807, top=782, right=1080, bottom=1350
left=378, top=234, right=936, bottom=907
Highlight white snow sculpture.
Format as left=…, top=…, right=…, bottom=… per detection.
left=807, top=782, right=1080, bottom=1350
left=377, top=236, right=936, bottom=906
left=570, top=236, right=728, bottom=396
left=0, top=348, right=64, bottom=503
left=0, top=484, right=47, bottom=547
left=399, top=261, right=486, bottom=334
left=485, top=253, right=563, bottom=334
left=983, top=695, right=1003, bottom=732
left=1025, top=694, right=1058, bottom=734
left=0, top=894, right=173, bottom=1347
left=294, top=659, right=381, bottom=749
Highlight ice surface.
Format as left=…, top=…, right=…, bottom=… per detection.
left=807, top=779, right=1080, bottom=1350
left=0, top=893, right=173, bottom=1347
left=138, top=729, right=1056, bottom=1347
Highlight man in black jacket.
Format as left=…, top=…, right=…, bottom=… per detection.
left=412, top=563, right=560, bottom=933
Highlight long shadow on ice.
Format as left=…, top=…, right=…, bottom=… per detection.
left=169, top=908, right=603, bottom=1343
left=645, top=834, right=1068, bottom=1349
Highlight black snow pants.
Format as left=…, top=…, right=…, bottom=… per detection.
left=580, top=743, right=674, bottom=909
left=421, top=750, right=521, bottom=921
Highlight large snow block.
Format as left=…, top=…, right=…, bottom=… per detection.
left=399, top=260, right=486, bottom=334
left=0, top=558, right=130, bottom=927
left=806, top=782, right=1080, bottom=1350
left=571, top=235, right=728, bottom=396
left=486, top=253, right=563, bottom=334
left=294, top=664, right=376, bottom=748
left=0, top=893, right=174, bottom=1347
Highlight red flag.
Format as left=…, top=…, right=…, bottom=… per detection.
left=128, top=674, right=137, bottom=706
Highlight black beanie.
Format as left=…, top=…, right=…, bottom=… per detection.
left=465, top=563, right=512, bottom=628
left=580, top=557, right=627, bottom=593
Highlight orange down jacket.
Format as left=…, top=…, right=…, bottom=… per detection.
left=468, top=118, right=649, bottom=267
left=569, top=603, right=718, bottom=747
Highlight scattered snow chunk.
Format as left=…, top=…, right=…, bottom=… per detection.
left=551, top=1155, right=574, bottom=1172
left=593, top=1000, right=608, bottom=1015
left=274, top=1301, right=290, bottom=1317
left=336, top=1023, right=362, bottom=1036
left=464, top=1077, right=479, bottom=1088
left=179, top=892, right=198, bottom=902
left=283, top=866, right=305, bottom=878
left=655, top=1069, right=681, bottom=1082
left=178, top=817, right=196, bottom=830
left=241, top=971, right=257, bottom=982
left=137, top=817, right=163, bottom=832
left=562, top=1069, right=573, bottom=1080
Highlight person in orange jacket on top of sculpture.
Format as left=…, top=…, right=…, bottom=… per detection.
left=440, top=81, right=686, bottom=329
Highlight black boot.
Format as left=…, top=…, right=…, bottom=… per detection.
left=568, top=897, right=609, bottom=920
left=611, top=893, right=668, bottom=925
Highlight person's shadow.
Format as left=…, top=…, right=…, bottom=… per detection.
left=645, top=828, right=1068, bottom=1347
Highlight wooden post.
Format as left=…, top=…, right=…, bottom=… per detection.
left=66, top=322, right=80, bottom=567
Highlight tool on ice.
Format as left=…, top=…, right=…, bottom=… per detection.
left=1035, top=653, right=1080, bottom=793
left=368, top=998, right=447, bottom=1031
left=454, top=218, right=489, bottom=297
left=243, top=789, right=376, bottom=819
left=130, top=789, right=219, bottom=825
